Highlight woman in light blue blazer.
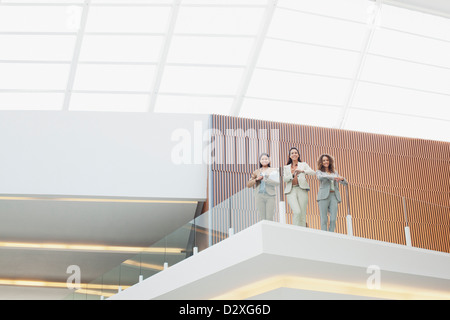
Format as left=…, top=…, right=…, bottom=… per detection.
left=316, top=154, right=348, bottom=232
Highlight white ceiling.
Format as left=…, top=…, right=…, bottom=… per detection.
left=0, top=0, right=449, bottom=142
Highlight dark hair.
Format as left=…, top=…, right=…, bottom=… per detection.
left=317, top=154, right=335, bottom=173
left=259, top=153, right=271, bottom=168
left=286, top=147, right=302, bottom=165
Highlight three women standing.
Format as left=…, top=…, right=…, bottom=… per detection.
left=283, top=147, right=315, bottom=227
left=316, top=154, right=348, bottom=232
left=248, top=150, right=348, bottom=233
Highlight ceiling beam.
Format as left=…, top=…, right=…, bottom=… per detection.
left=62, top=0, right=90, bottom=111
left=147, top=0, right=181, bottom=112
left=229, top=0, right=278, bottom=117
left=335, top=0, right=382, bottom=129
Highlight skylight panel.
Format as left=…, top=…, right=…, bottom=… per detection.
left=369, top=28, right=450, bottom=69
left=257, top=38, right=360, bottom=78
left=154, top=95, right=232, bottom=115
left=277, top=0, right=369, bottom=23
left=360, top=54, right=450, bottom=95
left=69, top=93, right=149, bottom=112
left=0, top=93, right=64, bottom=110
left=344, top=109, right=450, bottom=142
left=79, top=35, right=163, bottom=62
left=158, top=66, right=243, bottom=96
left=0, top=63, right=69, bottom=90
left=174, top=6, right=265, bottom=35
left=268, top=7, right=368, bottom=51
left=0, top=35, right=76, bottom=61
left=72, top=64, right=155, bottom=92
left=0, top=5, right=79, bottom=32
left=85, top=6, right=171, bottom=33
left=167, top=35, right=253, bottom=66
left=240, top=97, right=341, bottom=128
left=352, top=82, right=450, bottom=121
left=246, top=68, right=351, bottom=106
left=379, top=4, right=450, bottom=42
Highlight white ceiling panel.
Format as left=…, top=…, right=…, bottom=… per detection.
left=379, top=3, right=450, bottom=41
left=247, top=68, right=351, bottom=106
left=0, top=5, right=79, bottom=32
left=240, top=97, right=341, bottom=128
left=360, top=54, right=450, bottom=95
left=257, top=38, right=360, bottom=78
left=158, top=66, right=243, bottom=95
left=167, top=35, right=254, bottom=65
left=344, top=108, right=450, bottom=142
left=0, top=93, right=64, bottom=110
left=352, top=82, right=450, bottom=120
left=369, top=28, right=450, bottom=68
left=72, top=64, right=155, bottom=92
left=154, top=94, right=232, bottom=115
left=69, top=93, right=149, bottom=112
left=85, top=6, right=171, bottom=33
left=277, top=0, right=369, bottom=22
left=0, top=35, right=76, bottom=61
left=0, top=63, right=70, bottom=90
left=268, top=7, right=368, bottom=51
left=174, top=6, right=265, bottom=35
left=79, top=35, right=163, bottom=62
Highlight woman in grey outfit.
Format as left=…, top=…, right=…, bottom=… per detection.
left=247, top=153, right=280, bottom=221
left=316, top=154, right=348, bottom=232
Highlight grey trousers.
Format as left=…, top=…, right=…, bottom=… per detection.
left=318, top=192, right=339, bottom=232
left=286, top=186, right=309, bottom=227
left=255, top=192, right=276, bottom=221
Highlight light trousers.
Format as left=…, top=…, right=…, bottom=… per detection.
left=318, top=192, right=339, bottom=232
left=255, top=192, right=276, bottom=221
left=286, top=186, right=309, bottom=227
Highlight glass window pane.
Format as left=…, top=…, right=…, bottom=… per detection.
left=352, top=82, right=450, bottom=120
left=174, top=7, right=265, bottom=35
left=159, top=66, right=243, bottom=95
left=278, top=0, right=370, bottom=23
left=240, top=97, right=341, bottom=128
left=72, top=64, right=155, bottom=91
left=85, top=6, right=171, bottom=33
left=0, top=63, right=70, bottom=90
left=79, top=35, right=163, bottom=62
left=0, top=35, right=76, bottom=61
left=360, top=55, right=450, bottom=95
left=90, top=0, right=171, bottom=3
left=344, top=109, right=450, bottom=142
left=257, top=38, right=359, bottom=78
left=369, top=28, right=450, bottom=69
left=3, top=0, right=83, bottom=3
left=167, top=36, right=254, bottom=65
left=268, top=8, right=368, bottom=51
left=182, top=0, right=266, bottom=4
left=69, top=93, right=149, bottom=112
left=380, top=4, right=450, bottom=42
left=155, top=94, right=232, bottom=114
left=246, top=68, right=350, bottom=106
left=0, top=93, right=63, bottom=110
left=0, top=5, right=80, bottom=32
